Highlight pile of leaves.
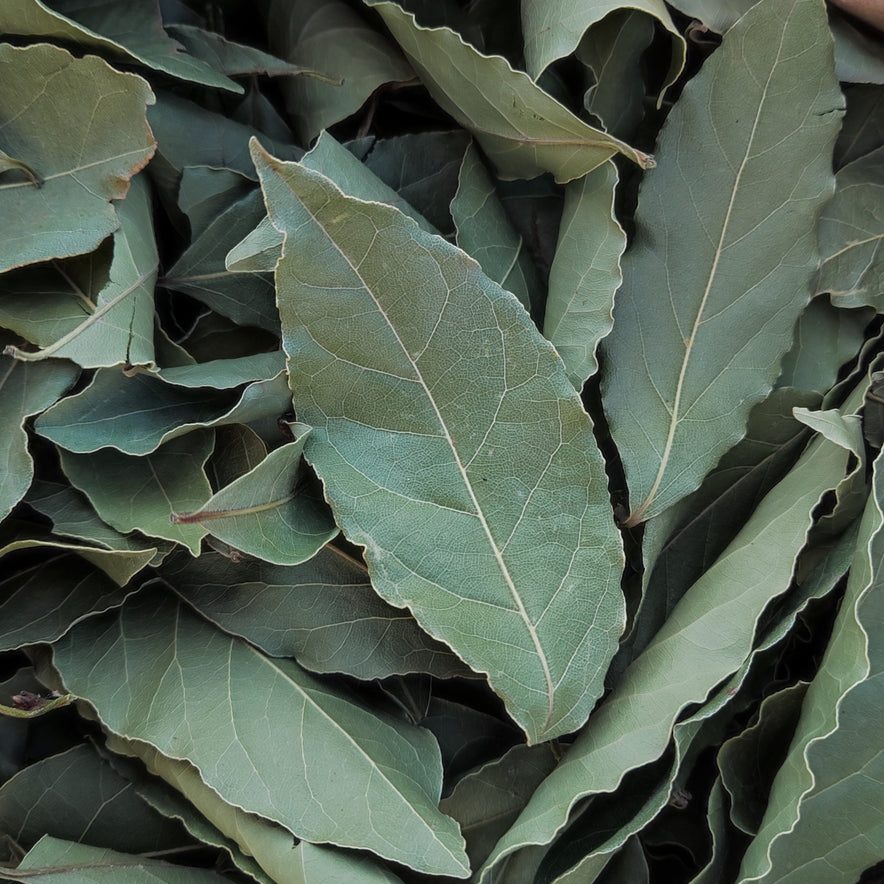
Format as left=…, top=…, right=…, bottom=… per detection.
left=0, top=0, right=882, bottom=881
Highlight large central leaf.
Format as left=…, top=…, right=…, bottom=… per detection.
left=601, top=0, right=844, bottom=526
left=252, top=141, right=625, bottom=744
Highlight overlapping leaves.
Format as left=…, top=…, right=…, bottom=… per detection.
left=0, top=0, right=882, bottom=881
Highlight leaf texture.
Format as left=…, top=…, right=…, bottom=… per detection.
left=602, top=0, right=843, bottom=525
left=252, top=142, right=625, bottom=743
left=50, top=590, right=470, bottom=877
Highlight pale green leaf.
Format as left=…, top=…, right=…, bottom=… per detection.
left=0, top=349, right=78, bottom=519
left=162, top=188, right=280, bottom=333
left=303, top=132, right=438, bottom=233
left=57, top=432, right=214, bottom=555
left=296, top=840, right=406, bottom=883
left=0, top=523, right=155, bottom=589
left=521, top=0, right=685, bottom=94
left=737, top=451, right=884, bottom=883
left=3, top=173, right=158, bottom=369
left=225, top=130, right=442, bottom=277
left=11, top=835, right=228, bottom=883
left=543, top=162, right=624, bottom=389
left=0, top=0, right=242, bottom=91
left=451, top=142, right=541, bottom=316
left=50, top=590, right=471, bottom=877
left=264, top=0, right=414, bottom=143
left=170, top=429, right=336, bottom=565
left=366, top=1, right=655, bottom=182
left=225, top=215, right=284, bottom=274
left=816, top=145, right=883, bottom=309
left=164, top=546, right=470, bottom=679
left=0, top=43, right=156, bottom=273
left=478, top=407, right=852, bottom=878
left=601, top=0, right=843, bottom=526
left=253, top=143, right=626, bottom=744
left=35, top=361, right=290, bottom=455
left=0, top=744, right=189, bottom=853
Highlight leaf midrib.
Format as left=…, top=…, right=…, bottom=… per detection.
left=292, top=180, right=557, bottom=732
left=627, top=10, right=793, bottom=526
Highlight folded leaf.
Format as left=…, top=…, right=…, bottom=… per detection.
left=602, top=0, right=843, bottom=526
left=252, top=142, right=625, bottom=743
left=0, top=43, right=156, bottom=273
left=263, top=0, right=414, bottom=143
left=50, top=590, right=470, bottom=877
left=366, top=1, right=654, bottom=182
left=521, top=0, right=685, bottom=93
left=14, top=835, right=228, bottom=882
left=543, top=162, right=625, bottom=389
left=0, top=346, right=78, bottom=519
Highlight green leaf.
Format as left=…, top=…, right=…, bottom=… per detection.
left=162, top=188, right=281, bottom=333
left=35, top=358, right=290, bottom=455
left=601, top=0, right=843, bottom=526
left=3, top=173, right=158, bottom=369
left=737, top=451, right=884, bottom=882
left=0, top=0, right=243, bottom=92
left=10, top=835, right=228, bottom=883
left=718, top=682, right=809, bottom=835
left=439, top=744, right=558, bottom=871
left=777, top=298, right=874, bottom=394
left=835, top=84, right=884, bottom=168
left=163, top=546, right=471, bottom=680
left=57, top=432, right=214, bottom=554
left=170, top=429, right=336, bottom=565
left=263, top=0, right=414, bottom=143
left=225, top=215, right=284, bottom=274
left=478, top=404, right=853, bottom=879
left=0, top=43, right=156, bottom=273
left=0, top=744, right=189, bottom=853
left=0, top=540, right=135, bottom=650
left=50, top=589, right=471, bottom=877
left=253, top=143, right=626, bottom=744
left=576, top=11, right=656, bottom=140
left=165, top=23, right=327, bottom=78
left=451, top=142, right=541, bottom=316
left=816, top=145, right=883, bottom=309
left=520, top=0, right=685, bottom=94
left=360, top=131, right=471, bottom=235
left=25, top=480, right=170, bottom=562
left=542, top=162, right=625, bottom=389
left=366, top=1, right=655, bottom=182
left=0, top=348, right=78, bottom=519
left=177, top=166, right=255, bottom=240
